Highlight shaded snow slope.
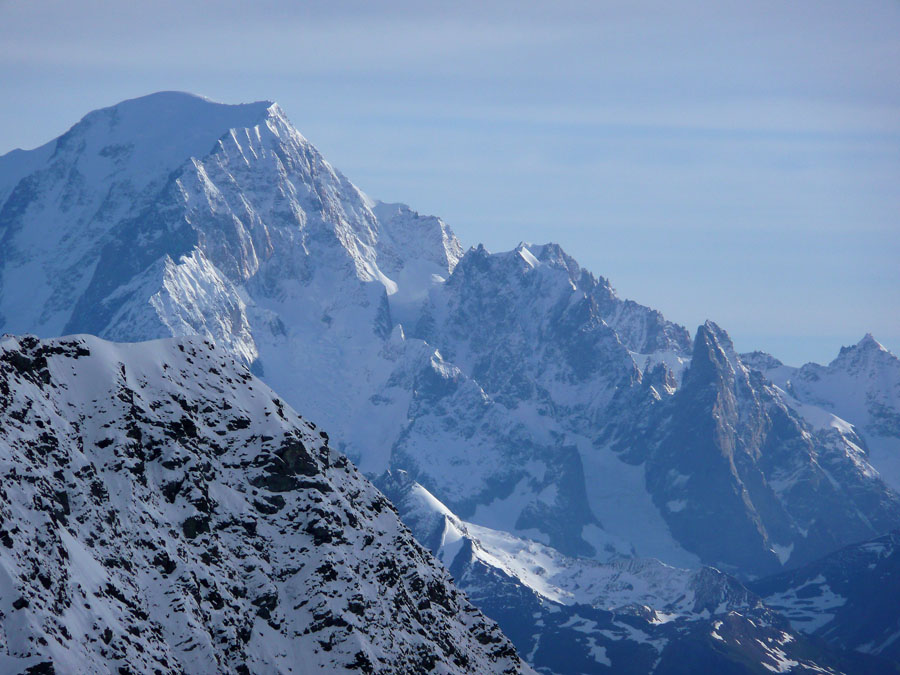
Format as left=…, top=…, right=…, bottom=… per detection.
left=753, top=529, right=900, bottom=664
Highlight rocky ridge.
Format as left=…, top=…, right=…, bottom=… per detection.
left=0, top=333, right=533, bottom=674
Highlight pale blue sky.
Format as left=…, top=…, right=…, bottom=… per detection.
left=1, top=0, right=898, bottom=365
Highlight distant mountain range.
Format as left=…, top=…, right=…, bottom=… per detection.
left=2, top=91, right=898, bottom=673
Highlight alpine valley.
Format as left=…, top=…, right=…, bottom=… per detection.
left=1, top=92, right=898, bottom=674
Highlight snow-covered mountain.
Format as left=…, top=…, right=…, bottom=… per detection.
left=3, top=91, right=900, bottom=672
left=378, top=470, right=888, bottom=674
left=3, top=91, right=898, bottom=571
left=411, top=240, right=899, bottom=574
left=603, top=321, right=900, bottom=575
left=744, top=335, right=900, bottom=494
left=2, top=91, right=669, bottom=561
left=0, top=333, right=532, bottom=674
left=752, top=529, right=900, bottom=665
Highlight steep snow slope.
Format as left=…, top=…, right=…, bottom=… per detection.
left=0, top=92, right=274, bottom=338
left=379, top=471, right=745, bottom=615
left=0, top=333, right=532, bottom=674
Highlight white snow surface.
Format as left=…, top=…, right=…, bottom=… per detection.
left=761, top=575, right=848, bottom=634
left=395, top=475, right=750, bottom=620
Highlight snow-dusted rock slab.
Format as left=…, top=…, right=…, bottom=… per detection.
left=0, top=333, right=533, bottom=674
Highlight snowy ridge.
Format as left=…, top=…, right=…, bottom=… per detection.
left=378, top=471, right=872, bottom=675
left=745, top=335, right=900, bottom=494
left=379, top=471, right=748, bottom=617
left=0, top=333, right=533, bottom=674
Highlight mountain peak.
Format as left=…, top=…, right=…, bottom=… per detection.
left=87, top=90, right=275, bottom=122
left=66, top=90, right=276, bottom=161
left=697, top=320, right=737, bottom=354
left=687, top=320, right=743, bottom=385
left=64, top=91, right=277, bottom=147
left=0, top=92, right=284, bottom=205
left=0, top=90, right=285, bottom=207
left=857, top=332, right=887, bottom=352
left=830, top=332, right=892, bottom=369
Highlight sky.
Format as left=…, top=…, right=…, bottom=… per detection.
left=1, top=0, right=898, bottom=365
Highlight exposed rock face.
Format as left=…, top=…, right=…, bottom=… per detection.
left=604, top=322, right=900, bottom=575
left=0, top=333, right=533, bottom=674
left=745, top=334, right=900, bottom=495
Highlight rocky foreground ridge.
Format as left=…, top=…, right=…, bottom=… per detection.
left=0, top=333, right=533, bottom=674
